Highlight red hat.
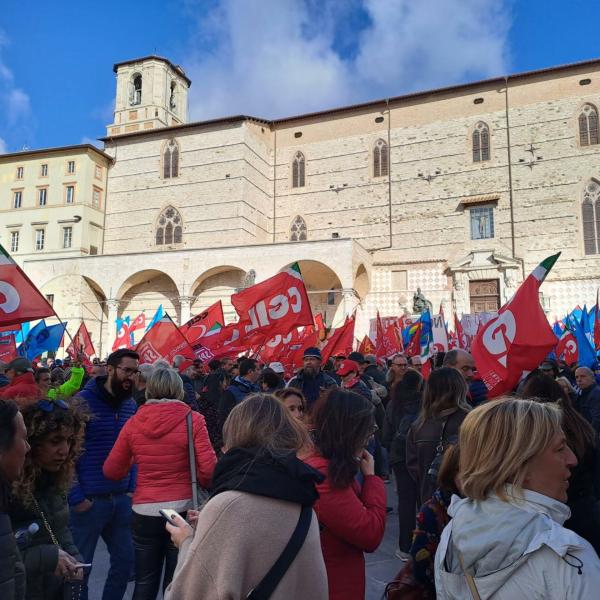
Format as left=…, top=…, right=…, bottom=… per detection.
left=336, top=359, right=360, bottom=377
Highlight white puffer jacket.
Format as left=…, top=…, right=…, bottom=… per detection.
left=435, top=487, right=600, bottom=599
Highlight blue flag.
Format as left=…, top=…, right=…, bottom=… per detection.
left=20, top=322, right=67, bottom=360
left=145, top=305, right=164, bottom=332
left=570, top=315, right=596, bottom=368
left=419, top=311, right=433, bottom=356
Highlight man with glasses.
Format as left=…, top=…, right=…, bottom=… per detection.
left=69, top=349, right=139, bottom=600
left=388, top=353, right=409, bottom=388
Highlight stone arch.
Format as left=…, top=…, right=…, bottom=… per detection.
left=116, top=269, right=181, bottom=325
left=354, top=263, right=370, bottom=300
left=279, top=260, right=343, bottom=327
left=190, top=266, right=247, bottom=324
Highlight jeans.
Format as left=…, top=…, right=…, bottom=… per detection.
left=69, top=493, right=134, bottom=600
left=131, top=512, right=181, bottom=600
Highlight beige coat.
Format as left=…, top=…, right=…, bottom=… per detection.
left=165, top=490, right=328, bottom=600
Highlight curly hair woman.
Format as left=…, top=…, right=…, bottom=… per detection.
left=8, top=398, right=88, bottom=600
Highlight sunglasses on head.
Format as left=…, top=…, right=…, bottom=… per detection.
left=37, top=399, right=68, bottom=412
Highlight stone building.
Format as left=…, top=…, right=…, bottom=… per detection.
left=5, top=55, right=600, bottom=356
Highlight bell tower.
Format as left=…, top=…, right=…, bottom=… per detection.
left=107, top=56, right=191, bottom=137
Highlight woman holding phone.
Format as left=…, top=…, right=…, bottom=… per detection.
left=8, top=397, right=88, bottom=600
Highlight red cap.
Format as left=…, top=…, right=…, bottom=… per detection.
left=336, top=359, right=360, bottom=377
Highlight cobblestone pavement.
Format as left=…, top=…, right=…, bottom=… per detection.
left=88, top=481, right=401, bottom=600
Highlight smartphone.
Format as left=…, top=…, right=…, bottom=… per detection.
left=159, top=508, right=181, bottom=525
left=73, top=563, right=92, bottom=569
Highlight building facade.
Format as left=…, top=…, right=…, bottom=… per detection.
left=4, top=55, right=600, bottom=356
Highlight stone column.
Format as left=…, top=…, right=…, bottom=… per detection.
left=104, top=299, right=120, bottom=358
left=179, top=296, right=194, bottom=326
left=342, top=288, right=358, bottom=318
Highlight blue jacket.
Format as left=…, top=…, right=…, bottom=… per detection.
left=218, top=377, right=260, bottom=427
left=576, top=384, right=600, bottom=434
left=287, top=370, right=338, bottom=407
left=68, top=376, right=137, bottom=506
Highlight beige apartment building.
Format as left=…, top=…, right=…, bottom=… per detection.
left=6, top=55, right=600, bottom=356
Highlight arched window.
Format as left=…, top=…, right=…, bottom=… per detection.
left=579, top=104, right=599, bottom=146
left=131, top=74, right=142, bottom=106
left=582, top=179, right=600, bottom=254
left=290, top=215, right=307, bottom=241
left=373, top=139, right=389, bottom=177
left=163, top=139, right=179, bottom=179
left=472, top=122, right=490, bottom=162
left=292, top=152, right=305, bottom=188
left=156, top=206, right=183, bottom=246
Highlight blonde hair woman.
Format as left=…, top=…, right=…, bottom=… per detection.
left=164, top=393, right=328, bottom=600
left=435, top=398, right=600, bottom=599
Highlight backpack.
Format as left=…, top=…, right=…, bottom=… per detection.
left=391, top=412, right=419, bottom=463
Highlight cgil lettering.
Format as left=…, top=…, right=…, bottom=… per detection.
left=245, top=287, right=302, bottom=334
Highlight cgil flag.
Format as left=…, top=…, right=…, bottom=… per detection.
left=321, top=316, right=355, bottom=363
left=472, top=253, right=560, bottom=398
left=181, top=301, right=225, bottom=344
left=0, top=244, right=54, bottom=326
left=136, top=314, right=196, bottom=368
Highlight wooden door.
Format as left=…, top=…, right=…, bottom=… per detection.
left=469, top=279, right=500, bottom=313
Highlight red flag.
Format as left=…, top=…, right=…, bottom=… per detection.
left=112, top=320, right=133, bottom=351
left=66, top=322, right=96, bottom=363
left=556, top=329, right=578, bottom=364
left=181, top=301, right=225, bottom=344
left=136, top=315, right=195, bottom=368
left=231, top=263, right=313, bottom=341
left=199, top=320, right=265, bottom=359
left=314, top=313, right=326, bottom=342
left=454, top=313, right=469, bottom=351
left=130, top=312, right=146, bottom=332
left=472, top=254, right=560, bottom=398
left=321, top=317, right=355, bottom=363
left=0, top=334, right=18, bottom=363
left=0, top=244, right=54, bottom=326
left=358, top=335, right=375, bottom=355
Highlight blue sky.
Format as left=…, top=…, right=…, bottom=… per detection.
left=0, top=0, right=599, bottom=153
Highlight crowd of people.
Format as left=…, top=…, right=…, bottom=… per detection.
left=1, top=340, right=600, bottom=599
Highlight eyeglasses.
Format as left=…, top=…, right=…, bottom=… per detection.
left=116, top=366, right=139, bottom=378
left=37, top=399, right=68, bottom=412
left=392, top=363, right=408, bottom=367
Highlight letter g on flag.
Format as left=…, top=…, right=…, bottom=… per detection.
left=482, top=310, right=516, bottom=367
left=0, top=281, right=20, bottom=315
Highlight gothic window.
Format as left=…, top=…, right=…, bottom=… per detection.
left=131, top=74, right=142, bottom=106
left=292, top=152, right=305, bottom=188
left=472, top=122, right=490, bottom=162
left=582, top=179, right=600, bottom=254
left=373, top=139, right=389, bottom=177
left=156, top=206, right=183, bottom=246
left=579, top=104, right=599, bottom=146
left=163, top=139, right=179, bottom=178
left=290, top=215, right=307, bottom=241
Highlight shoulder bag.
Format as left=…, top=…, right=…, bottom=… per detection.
left=186, top=411, right=210, bottom=510
left=458, top=551, right=482, bottom=600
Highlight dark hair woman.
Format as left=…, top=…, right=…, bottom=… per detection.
left=0, top=401, right=29, bottom=600
left=382, top=369, right=424, bottom=556
left=521, top=370, right=600, bottom=554
left=198, top=369, right=231, bottom=454
left=8, top=398, right=87, bottom=600
left=406, top=367, right=470, bottom=505
left=305, top=388, right=387, bottom=600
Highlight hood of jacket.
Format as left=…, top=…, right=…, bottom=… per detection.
left=135, top=399, right=190, bottom=438
left=439, top=487, right=587, bottom=597
left=211, top=447, right=325, bottom=506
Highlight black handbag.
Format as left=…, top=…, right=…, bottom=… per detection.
left=426, top=419, right=448, bottom=482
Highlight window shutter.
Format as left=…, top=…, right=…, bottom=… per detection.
left=292, top=159, right=299, bottom=188
left=171, top=145, right=179, bottom=177
left=582, top=199, right=596, bottom=254
left=373, top=146, right=381, bottom=177
left=174, top=226, right=182, bottom=244
left=381, top=142, right=389, bottom=176
left=481, top=127, right=490, bottom=161
left=580, top=113, right=590, bottom=146
left=165, top=222, right=174, bottom=245
left=589, top=109, right=599, bottom=145
left=163, top=148, right=171, bottom=179
left=298, top=155, right=305, bottom=187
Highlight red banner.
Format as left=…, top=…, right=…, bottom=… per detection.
left=321, top=317, right=355, bottom=363
left=0, top=334, right=17, bottom=363
left=66, top=322, right=96, bottom=363
left=181, top=301, right=225, bottom=344
left=231, top=263, right=313, bottom=342
left=0, top=245, right=55, bottom=326
left=112, top=320, right=133, bottom=351
left=556, top=330, right=578, bottom=364
left=136, top=316, right=195, bottom=368
left=130, top=312, right=146, bottom=332
left=358, top=335, right=375, bottom=355
left=314, top=313, right=326, bottom=342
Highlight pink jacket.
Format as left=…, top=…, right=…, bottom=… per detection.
left=103, top=400, right=216, bottom=504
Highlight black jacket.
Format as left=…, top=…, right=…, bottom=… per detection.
left=287, top=370, right=337, bottom=408
left=382, top=390, right=422, bottom=465
left=576, top=385, right=600, bottom=433
left=0, top=483, right=24, bottom=600
left=9, top=473, right=82, bottom=600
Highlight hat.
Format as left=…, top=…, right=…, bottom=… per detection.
left=6, top=357, right=33, bottom=373
left=348, top=351, right=365, bottom=363
left=268, top=362, right=285, bottom=374
left=364, top=354, right=377, bottom=365
left=303, top=347, right=322, bottom=360
left=336, top=360, right=360, bottom=377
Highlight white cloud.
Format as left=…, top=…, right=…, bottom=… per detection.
left=184, top=0, right=511, bottom=122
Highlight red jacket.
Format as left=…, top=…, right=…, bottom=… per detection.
left=103, top=400, right=216, bottom=504
left=0, top=372, right=39, bottom=405
left=304, top=453, right=387, bottom=600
